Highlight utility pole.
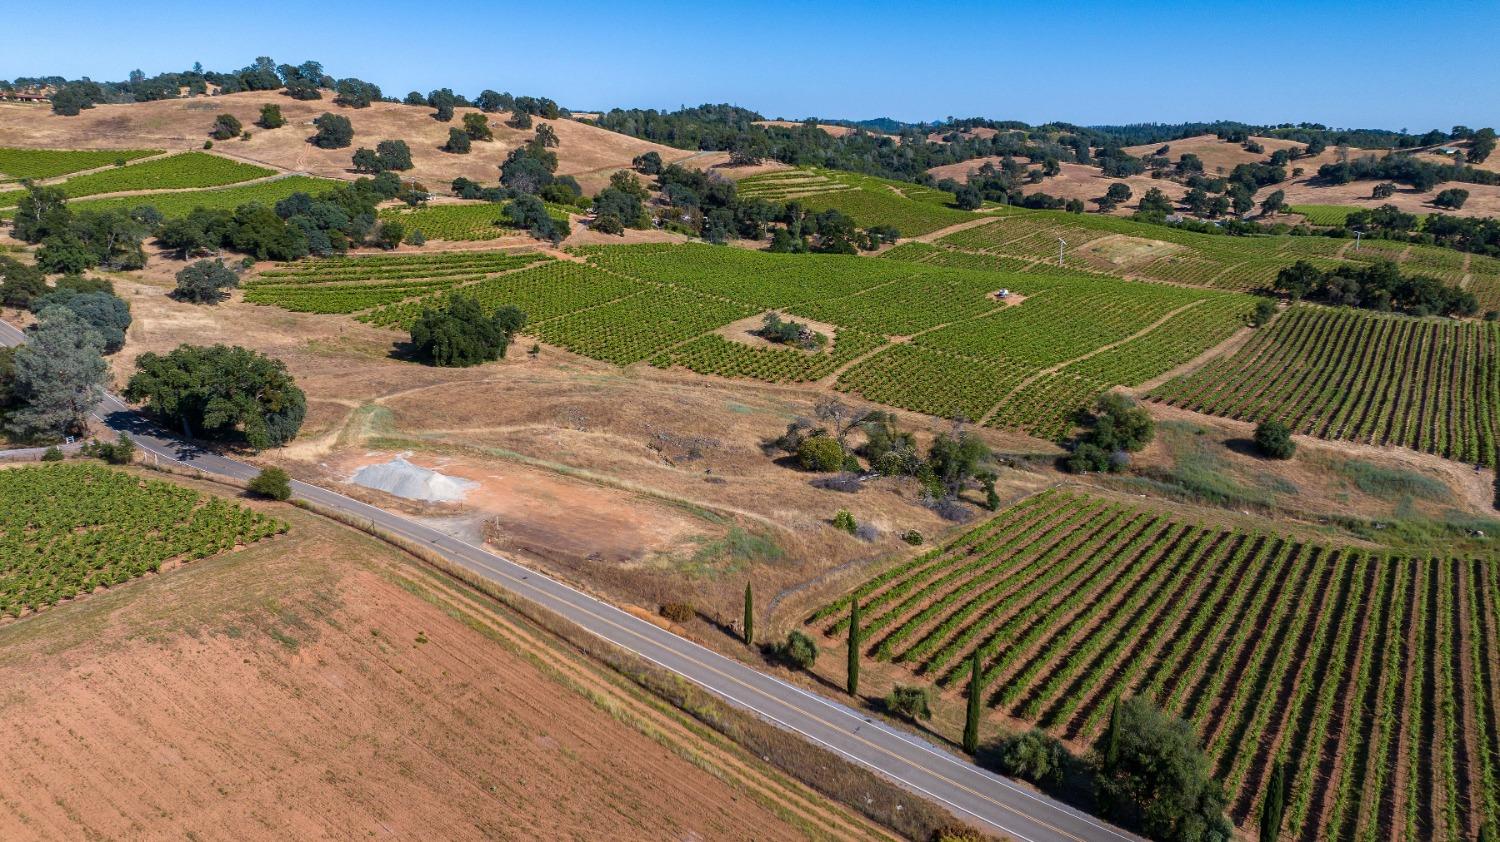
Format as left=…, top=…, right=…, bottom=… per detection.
left=1057, top=237, right=1066, bottom=267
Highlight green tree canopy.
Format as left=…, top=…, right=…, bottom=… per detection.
left=174, top=259, right=239, bottom=304
left=1093, top=697, right=1231, bottom=842
left=408, top=295, right=526, bottom=367
left=125, top=344, right=306, bottom=449
left=6, top=306, right=109, bottom=441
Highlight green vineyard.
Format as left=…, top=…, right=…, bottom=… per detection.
left=0, top=463, right=285, bottom=617
left=900, top=208, right=1491, bottom=294
left=5, top=151, right=276, bottom=202
left=64, top=175, right=341, bottom=218
left=810, top=488, right=1500, bottom=841
left=0, top=146, right=161, bottom=181
left=245, top=250, right=550, bottom=313
left=738, top=167, right=978, bottom=236
left=244, top=242, right=1255, bottom=438
left=1149, top=306, right=1500, bottom=465
left=377, top=200, right=573, bottom=241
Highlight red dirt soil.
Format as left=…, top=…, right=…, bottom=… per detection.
left=0, top=498, right=868, bottom=841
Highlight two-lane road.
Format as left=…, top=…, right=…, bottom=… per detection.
left=0, top=317, right=1137, bottom=842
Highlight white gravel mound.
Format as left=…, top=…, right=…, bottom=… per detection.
left=351, top=456, right=477, bottom=503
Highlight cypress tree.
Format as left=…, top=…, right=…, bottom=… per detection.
left=1103, top=697, right=1122, bottom=770
left=743, top=582, right=754, bottom=646
left=962, top=651, right=982, bottom=754
left=846, top=600, right=860, bottom=696
left=1259, top=761, right=1286, bottom=842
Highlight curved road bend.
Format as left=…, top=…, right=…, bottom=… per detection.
left=0, top=319, right=1137, bottom=842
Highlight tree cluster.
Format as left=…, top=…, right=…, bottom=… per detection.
left=1273, top=259, right=1478, bottom=317
left=1065, top=393, right=1154, bottom=474
left=11, top=186, right=150, bottom=273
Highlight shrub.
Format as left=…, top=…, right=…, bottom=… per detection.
left=248, top=466, right=292, bottom=501
left=659, top=601, right=694, bottom=623
left=854, top=522, right=879, bottom=542
left=404, top=228, right=426, bottom=247
left=1250, top=298, right=1277, bottom=326
left=1433, top=188, right=1470, bottom=210
left=82, top=433, right=134, bottom=465
left=40, top=446, right=64, bottom=462
left=885, top=685, right=932, bottom=722
left=778, top=630, right=818, bottom=670
left=203, top=140, right=213, bottom=150
left=258, top=104, right=284, bottom=129
left=1253, top=420, right=1296, bottom=459
left=833, top=509, right=857, bottom=534
left=444, top=127, right=471, bottom=154
left=210, top=113, right=242, bottom=140
left=901, top=529, right=923, bottom=545
left=797, top=435, right=846, bottom=472
left=993, top=729, right=1069, bottom=787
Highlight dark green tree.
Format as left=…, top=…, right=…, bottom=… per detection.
left=444, top=128, right=471, bottom=154
left=846, top=600, right=860, bottom=696
left=310, top=113, right=353, bottom=149
left=6, top=306, right=108, bottom=440
left=258, top=103, right=284, bottom=129
left=0, top=256, right=47, bottom=307
left=462, top=112, right=493, bottom=141
left=174, top=259, right=239, bottom=304
left=408, top=295, right=525, bottom=367
left=125, top=344, right=306, bottom=448
left=1093, top=696, right=1231, bottom=842
left=1254, top=420, right=1296, bottom=460
left=962, top=651, right=982, bottom=754
left=210, top=113, right=243, bottom=140
left=743, top=582, right=754, bottom=645
left=1258, top=760, right=1285, bottom=842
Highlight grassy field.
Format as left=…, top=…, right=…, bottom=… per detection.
left=0, top=463, right=284, bottom=617
left=810, top=487, right=1500, bottom=841
left=1150, top=305, right=1500, bottom=466
left=0, top=146, right=161, bottom=181
left=738, top=167, right=978, bottom=236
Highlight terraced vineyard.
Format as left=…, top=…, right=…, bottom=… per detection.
left=245, top=250, right=550, bottom=313
left=245, top=242, right=1254, bottom=439
left=0, top=146, right=161, bottom=181
left=62, top=175, right=341, bottom=218
left=378, top=200, right=573, bottom=241
left=1150, top=306, right=1500, bottom=466
left=0, top=464, right=285, bottom=617
left=3, top=151, right=274, bottom=204
left=810, top=489, right=1500, bottom=841
left=912, top=208, right=1494, bottom=294
left=737, top=167, right=978, bottom=236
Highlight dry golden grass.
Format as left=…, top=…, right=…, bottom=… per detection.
left=0, top=91, right=690, bottom=195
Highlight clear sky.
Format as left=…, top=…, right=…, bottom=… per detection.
left=2, top=0, right=1496, bottom=130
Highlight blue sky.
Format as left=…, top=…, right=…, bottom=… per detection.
left=2, top=0, right=1496, bottom=129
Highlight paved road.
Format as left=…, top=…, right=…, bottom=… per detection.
left=0, top=318, right=1138, bottom=842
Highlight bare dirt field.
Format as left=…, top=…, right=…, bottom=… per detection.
left=0, top=475, right=887, bottom=841
left=0, top=92, right=690, bottom=195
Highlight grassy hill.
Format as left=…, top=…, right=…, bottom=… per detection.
left=0, top=92, right=689, bottom=196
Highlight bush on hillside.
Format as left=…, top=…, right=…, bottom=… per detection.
left=1254, top=420, right=1296, bottom=459
left=408, top=295, right=526, bottom=367
left=248, top=466, right=292, bottom=501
